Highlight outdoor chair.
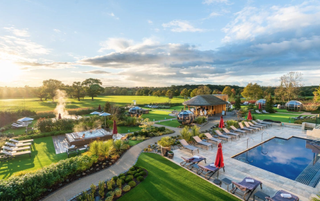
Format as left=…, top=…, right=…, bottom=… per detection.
left=231, top=177, right=262, bottom=201
left=2, top=146, right=30, bottom=151
left=230, top=126, right=247, bottom=134
left=238, top=122, right=254, bottom=133
left=256, top=119, right=273, bottom=126
left=214, top=130, right=234, bottom=141
left=262, top=110, right=269, bottom=114
left=252, top=120, right=270, bottom=128
left=244, top=122, right=261, bottom=131
left=266, top=190, right=299, bottom=201
left=179, top=139, right=199, bottom=155
left=248, top=122, right=264, bottom=129
left=193, top=136, right=213, bottom=150
left=222, top=128, right=240, bottom=138
left=197, top=164, right=220, bottom=180
left=11, top=123, right=25, bottom=128
left=9, top=139, right=34, bottom=144
left=204, top=133, right=222, bottom=145
left=293, top=115, right=302, bottom=120
left=255, top=110, right=262, bottom=114
left=0, top=150, right=31, bottom=157
left=180, top=156, right=206, bottom=170
left=5, top=142, right=32, bottom=147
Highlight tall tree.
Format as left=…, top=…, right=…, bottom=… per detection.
left=180, top=88, right=189, bottom=99
left=265, top=94, right=275, bottom=113
left=82, top=78, right=104, bottom=101
left=241, top=83, right=263, bottom=100
left=234, top=94, right=241, bottom=110
left=222, top=86, right=233, bottom=97
left=212, top=89, right=221, bottom=94
left=33, top=87, right=46, bottom=101
left=166, top=90, right=173, bottom=99
left=279, top=72, right=302, bottom=101
left=313, top=85, right=320, bottom=103
left=71, top=82, right=85, bottom=101
left=43, top=79, right=63, bottom=101
left=197, top=85, right=212, bottom=95
left=190, top=88, right=198, bottom=97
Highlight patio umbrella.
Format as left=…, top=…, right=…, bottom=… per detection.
left=247, top=110, right=252, bottom=120
left=259, top=103, right=261, bottom=110
left=90, top=111, right=101, bottom=115
left=214, top=143, right=224, bottom=169
left=112, top=120, right=118, bottom=135
left=98, top=105, right=101, bottom=110
left=58, top=113, right=62, bottom=120
left=99, top=112, right=111, bottom=129
left=219, top=116, right=224, bottom=128
left=17, top=117, right=34, bottom=134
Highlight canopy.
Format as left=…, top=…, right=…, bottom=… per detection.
left=247, top=110, right=252, bottom=120
left=219, top=116, right=224, bottom=128
left=99, top=112, right=111, bottom=117
left=90, top=111, right=101, bottom=115
left=112, top=120, right=118, bottom=135
left=214, top=143, right=224, bottom=169
left=17, top=117, right=34, bottom=122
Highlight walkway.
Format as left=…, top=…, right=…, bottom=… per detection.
left=43, top=126, right=181, bottom=201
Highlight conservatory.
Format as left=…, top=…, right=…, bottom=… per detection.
left=177, top=110, right=195, bottom=125
left=285, top=100, right=303, bottom=111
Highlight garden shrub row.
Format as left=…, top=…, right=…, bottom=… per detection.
left=132, top=127, right=166, bottom=137
left=0, top=110, right=36, bottom=127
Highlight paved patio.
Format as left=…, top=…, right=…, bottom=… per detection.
left=172, top=124, right=318, bottom=201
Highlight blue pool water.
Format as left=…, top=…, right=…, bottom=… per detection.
left=233, top=137, right=320, bottom=187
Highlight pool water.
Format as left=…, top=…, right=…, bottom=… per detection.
left=233, top=137, right=320, bottom=187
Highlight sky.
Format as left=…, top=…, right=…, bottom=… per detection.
left=0, top=0, right=320, bottom=87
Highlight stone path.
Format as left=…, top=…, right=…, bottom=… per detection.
left=43, top=126, right=181, bottom=201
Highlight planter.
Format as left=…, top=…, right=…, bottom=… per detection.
left=167, top=152, right=174, bottom=159
left=161, top=147, right=171, bottom=156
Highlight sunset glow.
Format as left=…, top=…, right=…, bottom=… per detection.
left=0, top=60, right=21, bottom=82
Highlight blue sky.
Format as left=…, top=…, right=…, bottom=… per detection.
left=0, top=0, right=319, bottom=87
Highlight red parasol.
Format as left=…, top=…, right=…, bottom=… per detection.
left=219, top=116, right=224, bottom=128
left=247, top=110, right=252, bottom=120
left=259, top=103, right=261, bottom=110
left=112, top=120, right=118, bottom=135
left=98, top=105, right=101, bottom=110
left=58, top=113, right=61, bottom=120
left=214, top=143, right=224, bottom=169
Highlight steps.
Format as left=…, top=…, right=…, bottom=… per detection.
left=295, top=159, right=320, bottom=187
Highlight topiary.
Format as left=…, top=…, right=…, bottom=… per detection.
left=122, top=185, right=131, bottom=192
left=133, top=173, right=140, bottom=178
left=106, top=191, right=114, bottom=198
left=129, top=167, right=135, bottom=171
left=112, top=176, right=118, bottom=181
left=128, top=181, right=136, bottom=188
left=120, top=176, right=126, bottom=180
left=127, top=170, right=135, bottom=175
left=125, top=175, right=133, bottom=182
left=137, top=176, right=144, bottom=182
left=139, top=171, right=146, bottom=176
left=119, top=173, right=125, bottom=177
left=114, top=188, right=122, bottom=197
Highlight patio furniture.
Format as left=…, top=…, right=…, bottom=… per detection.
left=222, top=128, right=240, bottom=138
left=262, top=110, right=269, bottom=114
left=196, top=164, right=219, bottom=179
left=230, top=126, right=247, bottom=134
left=239, top=122, right=254, bottom=133
left=253, top=191, right=270, bottom=201
left=180, top=156, right=206, bottom=170
left=179, top=139, right=199, bottom=155
left=213, top=178, right=222, bottom=186
left=248, top=122, right=264, bottom=129
left=252, top=120, right=270, bottom=128
left=5, top=142, right=32, bottom=147
left=266, top=190, right=299, bottom=201
left=11, top=123, right=25, bottom=128
left=0, top=150, right=31, bottom=157
left=2, top=146, right=30, bottom=151
left=204, top=133, right=222, bottom=145
left=222, top=178, right=233, bottom=192
left=9, top=139, right=34, bottom=144
left=231, top=177, right=262, bottom=201
left=67, top=145, right=78, bottom=157
left=255, top=110, right=262, bottom=114
left=193, top=136, right=213, bottom=150
left=214, top=130, right=233, bottom=141
left=244, top=122, right=261, bottom=131
left=293, top=115, right=302, bottom=120
left=256, top=119, right=273, bottom=126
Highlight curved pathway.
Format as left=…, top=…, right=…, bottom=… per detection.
left=43, top=126, right=181, bottom=201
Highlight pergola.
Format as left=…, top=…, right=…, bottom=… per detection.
left=183, top=95, right=228, bottom=116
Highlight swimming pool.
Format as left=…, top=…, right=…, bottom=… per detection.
left=233, top=137, right=320, bottom=187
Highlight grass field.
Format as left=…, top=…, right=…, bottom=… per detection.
left=274, top=108, right=304, bottom=114
left=118, top=126, right=142, bottom=134
left=128, top=140, right=143, bottom=146
left=142, top=110, right=175, bottom=121
left=0, top=96, right=185, bottom=112
left=0, top=136, right=68, bottom=179
left=253, top=113, right=307, bottom=123
left=156, top=120, right=181, bottom=127
left=119, top=153, right=240, bottom=201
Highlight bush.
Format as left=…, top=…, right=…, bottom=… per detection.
left=139, top=170, right=147, bottom=176
left=129, top=167, right=136, bottom=171
left=134, top=173, right=140, bottom=178
left=123, top=185, right=131, bottom=192
left=125, top=175, right=134, bottom=182
left=105, top=196, right=113, bottom=201
left=157, top=136, right=174, bottom=147
left=115, top=188, right=122, bottom=197
left=105, top=191, right=114, bottom=201
left=137, top=176, right=144, bottom=182
left=120, top=175, right=126, bottom=180
left=128, top=181, right=136, bottom=188
left=195, top=116, right=206, bottom=124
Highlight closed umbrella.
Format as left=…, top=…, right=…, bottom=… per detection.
left=112, top=120, right=118, bottom=135
left=58, top=113, right=62, bottom=120
left=259, top=103, right=261, bottom=110
left=219, top=116, right=224, bottom=128
left=247, top=110, right=252, bottom=120
left=99, top=112, right=111, bottom=129
left=98, top=105, right=101, bottom=110
left=214, top=143, right=224, bottom=169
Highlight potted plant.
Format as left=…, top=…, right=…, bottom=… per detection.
left=157, top=137, right=174, bottom=157
left=167, top=150, right=174, bottom=159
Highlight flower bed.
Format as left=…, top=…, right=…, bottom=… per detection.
left=71, top=165, right=148, bottom=201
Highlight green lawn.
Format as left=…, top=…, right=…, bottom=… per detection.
left=274, top=108, right=304, bottom=114
left=0, top=96, right=185, bottom=112
left=3, top=121, right=36, bottom=136
left=128, top=140, right=143, bottom=146
left=119, top=153, right=239, bottom=201
left=156, top=120, right=181, bottom=128
left=253, top=113, right=307, bottom=123
left=142, top=110, right=175, bottom=121
left=118, top=126, right=142, bottom=134
left=0, top=136, right=68, bottom=179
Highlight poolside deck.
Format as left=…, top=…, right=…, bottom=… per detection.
left=171, top=124, right=318, bottom=201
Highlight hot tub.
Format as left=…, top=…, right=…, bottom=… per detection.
left=66, top=129, right=112, bottom=147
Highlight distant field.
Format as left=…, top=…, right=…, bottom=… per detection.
left=156, top=120, right=181, bottom=127
left=0, top=96, right=185, bottom=112
left=253, top=113, right=307, bottom=123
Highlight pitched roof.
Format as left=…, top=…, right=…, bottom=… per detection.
left=183, top=95, right=228, bottom=106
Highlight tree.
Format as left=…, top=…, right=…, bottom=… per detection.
left=166, top=90, right=173, bottom=99
left=190, top=88, right=198, bottom=97
left=120, top=88, right=127, bottom=95
left=265, top=94, right=275, bottom=113
left=104, top=102, right=112, bottom=113
left=234, top=94, right=241, bottom=110
left=313, top=86, right=320, bottom=103
left=212, top=89, right=221, bottom=94
left=180, top=88, right=189, bottom=99
left=222, top=86, right=232, bottom=97
left=82, top=78, right=104, bottom=101
left=72, top=82, right=85, bottom=101
left=33, top=87, right=46, bottom=101
left=241, top=83, right=263, bottom=100
left=197, top=85, right=212, bottom=95
left=279, top=72, right=302, bottom=101
left=43, top=79, right=63, bottom=101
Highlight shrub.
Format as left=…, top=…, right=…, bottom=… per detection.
left=107, top=178, right=115, bottom=190
left=123, top=185, right=131, bottom=192
left=114, top=188, right=122, bottom=197
left=180, top=126, right=192, bottom=142
left=105, top=191, right=114, bottom=201
left=134, top=173, right=140, bottom=178
left=116, top=178, right=122, bottom=189
left=105, top=196, right=113, bottom=201
left=119, top=173, right=125, bottom=177
left=137, top=176, right=144, bottom=182
left=99, top=181, right=105, bottom=198
left=125, top=175, right=133, bottom=182
left=90, top=183, right=97, bottom=195
left=128, top=181, right=136, bottom=188
left=195, top=116, right=206, bottom=124
left=139, top=170, right=146, bottom=176
left=129, top=167, right=136, bottom=171
left=131, top=136, right=137, bottom=140
left=127, top=170, right=135, bottom=175
left=157, top=136, right=174, bottom=147
left=120, top=175, right=126, bottom=180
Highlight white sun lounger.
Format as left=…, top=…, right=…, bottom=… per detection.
left=0, top=150, right=31, bottom=157
left=2, top=146, right=30, bottom=151
left=222, top=128, right=241, bottom=138
left=9, top=139, right=34, bottom=144
left=230, top=126, right=247, bottom=134
left=256, top=119, right=273, bottom=126
left=5, top=142, right=32, bottom=147
left=204, top=133, right=222, bottom=145
left=244, top=122, right=261, bottom=131
left=248, top=122, right=264, bottom=129
left=251, top=121, right=267, bottom=128
left=255, top=110, right=262, bottom=114
left=214, top=130, right=233, bottom=141
left=193, top=136, right=213, bottom=150
left=238, top=122, right=254, bottom=133
left=262, top=110, right=269, bottom=114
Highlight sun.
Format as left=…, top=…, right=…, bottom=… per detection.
left=0, top=60, right=22, bottom=82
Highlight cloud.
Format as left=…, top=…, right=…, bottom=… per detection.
left=203, top=0, right=230, bottom=5
left=4, top=27, right=29, bottom=37
left=99, top=38, right=134, bottom=52
left=16, top=61, right=73, bottom=70
left=108, top=12, right=119, bottom=20
left=82, top=70, right=110, bottom=74
left=147, top=20, right=153, bottom=24
left=53, top=29, right=61, bottom=33
left=162, top=20, right=204, bottom=32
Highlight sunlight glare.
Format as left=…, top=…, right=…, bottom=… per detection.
left=0, top=60, right=21, bottom=82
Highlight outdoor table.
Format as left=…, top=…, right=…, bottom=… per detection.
left=213, top=179, right=222, bottom=187
left=221, top=178, right=233, bottom=192
left=253, top=191, right=270, bottom=201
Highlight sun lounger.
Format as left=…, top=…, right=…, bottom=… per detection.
left=179, top=139, right=199, bottom=155
left=248, top=122, right=264, bottom=129
left=255, top=110, right=262, bottom=114
left=2, top=146, right=30, bottom=151
left=197, top=164, right=220, bottom=180
left=239, top=122, right=254, bottom=132
left=256, top=119, right=273, bottom=126
left=0, top=150, right=31, bottom=157
left=222, top=128, right=240, bottom=138
left=9, top=139, right=34, bottom=144
left=230, top=126, right=247, bottom=134
left=11, top=123, right=25, bottom=128
left=180, top=156, right=206, bottom=170
left=5, top=142, right=32, bottom=147
left=204, top=133, right=222, bottom=145
left=252, top=120, right=270, bottom=128
left=231, top=177, right=262, bottom=201
left=262, top=110, right=269, bottom=114
left=266, top=190, right=299, bottom=201
left=293, top=115, right=302, bottom=120
left=214, top=130, right=232, bottom=141
left=193, top=136, right=213, bottom=150
left=243, top=122, right=260, bottom=131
